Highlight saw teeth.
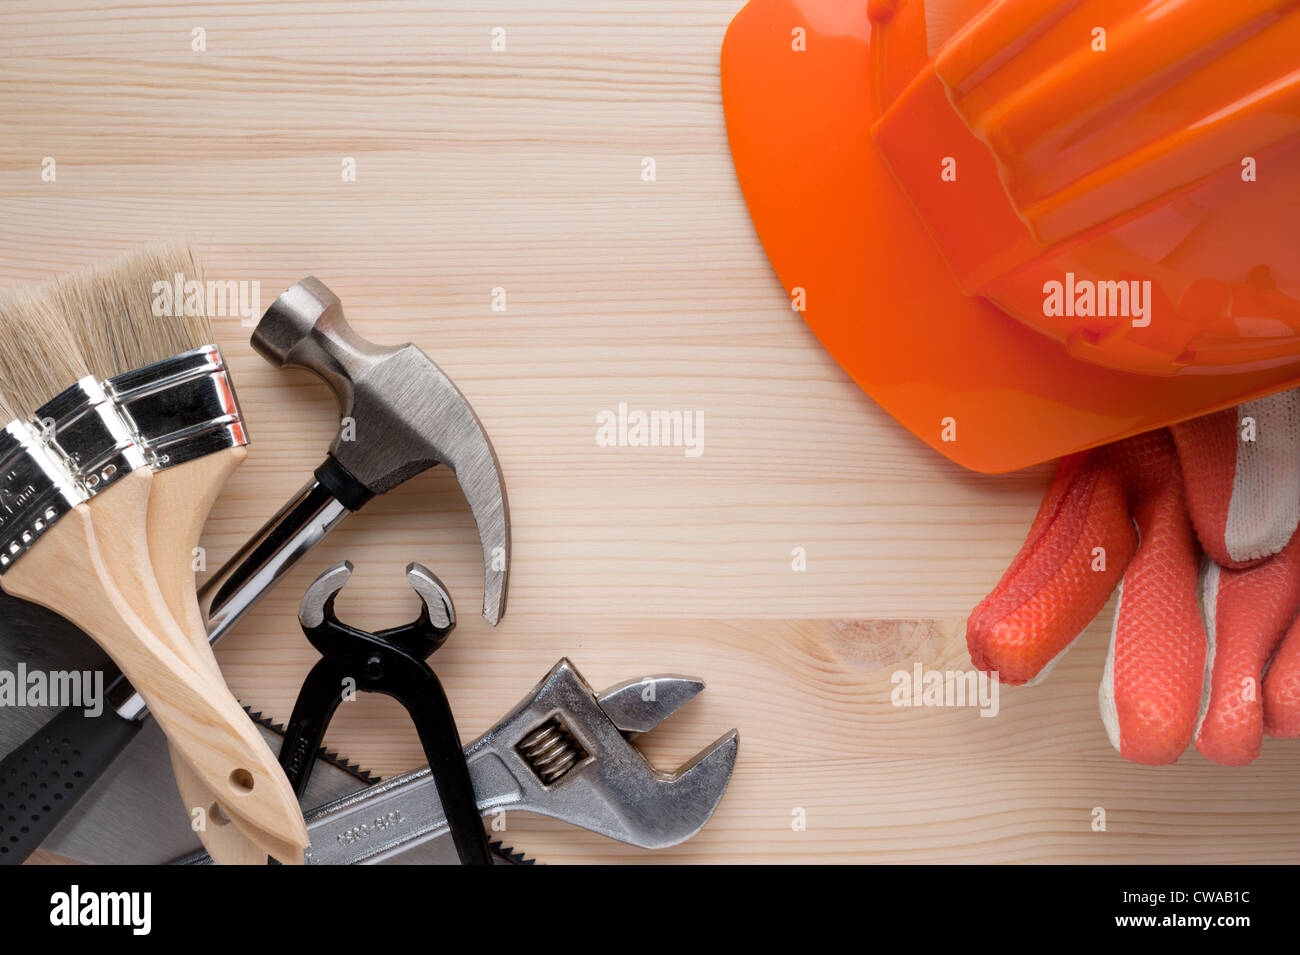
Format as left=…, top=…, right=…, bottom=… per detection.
left=244, top=706, right=380, bottom=784
left=490, top=841, right=536, bottom=865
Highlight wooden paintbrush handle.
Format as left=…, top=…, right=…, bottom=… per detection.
left=1, top=503, right=308, bottom=853
left=150, top=448, right=287, bottom=864
left=88, top=467, right=299, bottom=862
left=149, top=447, right=247, bottom=665
left=169, top=750, right=285, bottom=864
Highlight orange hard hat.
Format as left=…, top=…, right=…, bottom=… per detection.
left=722, top=0, right=1300, bottom=472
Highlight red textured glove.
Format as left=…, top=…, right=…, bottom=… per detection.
left=968, top=391, right=1300, bottom=765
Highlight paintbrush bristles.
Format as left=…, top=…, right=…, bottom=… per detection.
left=0, top=284, right=92, bottom=422
left=0, top=242, right=212, bottom=421
left=57, top=243, right=214, bottom=381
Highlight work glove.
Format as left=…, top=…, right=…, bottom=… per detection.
left=967, top=390, right=1300, bottom=765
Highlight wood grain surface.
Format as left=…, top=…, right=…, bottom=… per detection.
left=3, top=0, right=1298, bottom=864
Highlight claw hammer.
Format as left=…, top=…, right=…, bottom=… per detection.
left=198, top=277, right=510, bottom=638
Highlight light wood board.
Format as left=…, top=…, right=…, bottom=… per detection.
left=3, top=0, right=1298, bottom=864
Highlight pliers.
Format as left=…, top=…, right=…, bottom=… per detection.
left=278, top=560, right=492, bottom=865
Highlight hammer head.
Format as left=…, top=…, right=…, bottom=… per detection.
left=253, top=278, right=510, bottom=625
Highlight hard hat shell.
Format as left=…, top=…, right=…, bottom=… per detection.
left=722, top=0, right=1300, bottom=472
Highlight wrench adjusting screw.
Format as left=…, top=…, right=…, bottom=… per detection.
left=516, top=717, right=587, bottom=785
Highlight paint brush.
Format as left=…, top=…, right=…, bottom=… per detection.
left=51, top=245, right=299, bottom=863
left=55, top=245, right=281, bottom=863
left=0, top=269, right=308, bottom=863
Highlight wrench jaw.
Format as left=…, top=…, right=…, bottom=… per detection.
left=597, top=675, right=707, bottom=734
left=634, top=729, right=739, bottom=849
left=477, top=659, right=740, bottom=850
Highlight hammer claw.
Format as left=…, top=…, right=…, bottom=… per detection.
left=436, top=410, right=510, bottom=626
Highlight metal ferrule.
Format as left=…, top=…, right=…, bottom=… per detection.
left=33, top=377, right=145, bottom=499
left=0, top=420, right=86, bottom=573
left=105, top=344, right=249, bottom=470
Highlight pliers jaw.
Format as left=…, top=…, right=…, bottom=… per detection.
left=298, top=560, right=456, bottom=659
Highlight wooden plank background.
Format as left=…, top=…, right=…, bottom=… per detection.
left=2, top=0, right=1297, bottom=864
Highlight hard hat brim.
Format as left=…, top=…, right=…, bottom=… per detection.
left=721, top=0, right=1300, bottom=472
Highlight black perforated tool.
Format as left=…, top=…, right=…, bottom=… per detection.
left=278, top=560, right=491, bottom=866
left=0, top=705, right=140, bottom=862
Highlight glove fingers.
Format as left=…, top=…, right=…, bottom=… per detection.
left=1099, top=439, right=1205, bottom=765
left=1171, top=391, right=1300, bottom=568
left=1193, top=535, right=1300, bottom=765
left=1264, top=613, right=1300, bottom=738
left=967, top=451, right=1134, bottom=685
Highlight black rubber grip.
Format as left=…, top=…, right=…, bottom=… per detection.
left=0, top=705, right=141, bottom=863
left=314, top=455, right=375, bottom=511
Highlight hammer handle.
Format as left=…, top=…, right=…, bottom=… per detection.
left=196, top=474, right=353, bottom=656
